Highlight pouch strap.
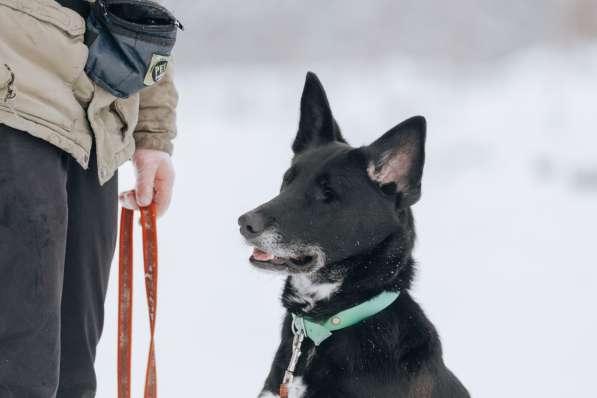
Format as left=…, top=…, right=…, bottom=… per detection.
left=55, top=0, right=90, bottom=18
left=118, top=203, right=159, bottom=398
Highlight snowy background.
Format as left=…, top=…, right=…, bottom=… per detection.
left=95, top=1, right=597, bottom=397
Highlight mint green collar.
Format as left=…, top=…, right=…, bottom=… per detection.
left=292, top=290, right=400, bottom=346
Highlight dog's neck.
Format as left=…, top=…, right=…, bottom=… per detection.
left=281, top=231, right=415, bottom=320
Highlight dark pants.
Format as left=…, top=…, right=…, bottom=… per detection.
left=0, top=125, right=118, bottom=398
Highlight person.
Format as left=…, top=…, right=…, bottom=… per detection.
left=0, top=0, right=178, bottom=396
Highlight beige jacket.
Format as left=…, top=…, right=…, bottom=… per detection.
left=0, top=0, right=178, bottom=185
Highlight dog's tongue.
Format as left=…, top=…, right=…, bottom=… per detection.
left=252, top=248, right=274, bottom=261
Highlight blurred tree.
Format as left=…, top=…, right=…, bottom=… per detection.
left=569, top=0, right=597, bottom=37
left=166, top=0, right=597, bottom=67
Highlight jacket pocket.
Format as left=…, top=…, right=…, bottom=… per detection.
left=99, top=94, right=139, bottom=163
left=0, top=0, right=87, bottom=86
left=112, top=95, right=140, bottom=139
left=0, top=0, right=89, bottom=136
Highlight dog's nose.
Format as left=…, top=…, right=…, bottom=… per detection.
left=238, top=211, right=267, bottom=239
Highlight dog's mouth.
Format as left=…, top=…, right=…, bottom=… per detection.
left=250, top=247, right=316, bottom=271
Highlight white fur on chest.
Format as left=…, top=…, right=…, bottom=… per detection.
left=258, top=392, right=279, bottom=398
left=258, top=377, right=307, bottom=398
left=288, top=377, right=307, bottom=398
left=288, top=274, right=341, bottom=311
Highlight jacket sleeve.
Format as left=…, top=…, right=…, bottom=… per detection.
left=133, top=63, right=178, bottom=155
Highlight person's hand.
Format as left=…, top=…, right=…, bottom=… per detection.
left=119, top=149, right=175, bottom=217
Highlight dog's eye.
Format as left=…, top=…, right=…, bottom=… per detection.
left=380, top=182, right=397, bottom=196
left=316, top=180, right=337, bottom=203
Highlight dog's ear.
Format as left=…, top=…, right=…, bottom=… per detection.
left=366, top=116, right=426, bottom=207
left=292, top=72, right=346, bottom=154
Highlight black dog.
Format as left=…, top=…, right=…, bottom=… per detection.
left=239, top=72, right=469, bottom=398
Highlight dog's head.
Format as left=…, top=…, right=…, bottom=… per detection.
left=239, top=72, right=425, bottom=279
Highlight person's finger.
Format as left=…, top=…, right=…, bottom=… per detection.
left=135, top=162, right=159, bottom=207
left=154, top=182, right=171, bottom=217
left=119, top=190, right=139, bottom=210
left=154, top=161, right=175, bottom=217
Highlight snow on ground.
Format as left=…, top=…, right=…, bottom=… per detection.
left=95, top=45, right=597, bottom=397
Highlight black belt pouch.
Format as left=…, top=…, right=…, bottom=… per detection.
left=84, top=0, right=182, bottom=98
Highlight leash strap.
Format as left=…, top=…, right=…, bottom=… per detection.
left=279, top=329, right=305, bottom=398
left=118, top=204, right=159, bottom=398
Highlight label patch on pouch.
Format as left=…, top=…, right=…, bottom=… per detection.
left=144, top=54, right=170, bottom=86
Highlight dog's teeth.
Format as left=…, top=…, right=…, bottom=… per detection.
left=272, top=257, right=286, bottom=265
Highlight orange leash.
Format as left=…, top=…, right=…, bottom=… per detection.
left=118, top=204, right=159, bottom=398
